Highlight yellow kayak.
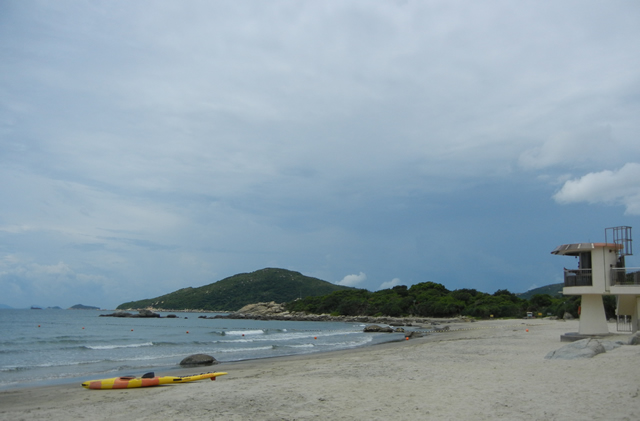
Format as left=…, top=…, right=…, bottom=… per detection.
left=82, top=371, right=227, bottom=389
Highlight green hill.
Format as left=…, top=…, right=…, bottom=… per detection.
left=517, top=283, right=564, bottom=300
left=117, top=268, right=353, bottom=311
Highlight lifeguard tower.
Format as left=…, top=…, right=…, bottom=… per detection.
left=551, top=226, right=640, bottom=339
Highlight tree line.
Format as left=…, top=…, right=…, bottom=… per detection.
left=285, top=282, right=616, bottom=319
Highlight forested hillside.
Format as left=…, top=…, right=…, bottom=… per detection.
left=285, top=282, right=604, bottom=319
left=117, top=268, right=353, bottom=311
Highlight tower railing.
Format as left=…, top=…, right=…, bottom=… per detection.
left=610, top=267, right=640, bottom=286
left=564, top=268, right=592, bottom=287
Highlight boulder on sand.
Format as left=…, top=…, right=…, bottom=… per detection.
left=544, top=339, right=606, bottom=359
left=180, top=354, right=218, bottom=366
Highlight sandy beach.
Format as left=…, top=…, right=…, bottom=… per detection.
left=1, top=318, right=639, bottom=420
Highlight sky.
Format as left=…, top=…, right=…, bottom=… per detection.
left=1, top=1, right=639, bottom=309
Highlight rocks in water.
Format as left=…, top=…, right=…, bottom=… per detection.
left=136, top=309, right=161, bottom=318
left=363, top=325, right=393, bottom=333
left=166, top=314, right=178, bottom=318
left=180, top=354, right=218, bottom=366
left=100, top=311, right=133, bottom=317
left=545, top=339, right=606, bottom=359
left=100, top=310, right=161, bottom=318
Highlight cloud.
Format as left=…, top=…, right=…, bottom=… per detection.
left=1, top=1, right=640, bottom=307
left=553, top=163, right=640, bottom=214
left=379, top=278, right=402, bottom=290
left=0, top=256, right=109, bottom=307
left=519, top=126, right=617, bottom=170
left=337, top=272, right=367, bottom=287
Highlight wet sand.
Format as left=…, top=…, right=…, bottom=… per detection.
left=1, top=319, right=638, bottom=420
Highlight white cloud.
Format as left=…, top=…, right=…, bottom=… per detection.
left=553, top=163, right=640, bottom=214
left=337, top=272, right=367, bottom=287
left=379, top=278, right=402, bottom=290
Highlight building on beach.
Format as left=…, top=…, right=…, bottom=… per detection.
left=551, top=226, right=639, bottom=337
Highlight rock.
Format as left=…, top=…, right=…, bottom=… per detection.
left=628, top=332, right=640, bottom=345
left=563, top=312, right=574, bottom=320
left=363, top=325, right=393, bottom=333
left=99, top=311, right=133, bottom=317
left=99, top=309, right=161, bottom=318
left=600, top=340, right=624, bottom=351
left=233, top=301, right=286, bottom=317
left=394, top=327, right=405, bottom=333
left=166, top=314, right=177, bottom=318
left=180, top=354, right=218, bottom=366
left=544, top=339, right=606, bottom=359
left=131, top=309, right=161, bottom=318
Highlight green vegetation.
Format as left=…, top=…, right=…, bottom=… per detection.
left=286, top=282, right=588, bottom=319
left=116, top=268, right=354, bottom=311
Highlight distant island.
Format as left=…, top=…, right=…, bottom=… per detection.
left=69, top=304, right=100, bottom=310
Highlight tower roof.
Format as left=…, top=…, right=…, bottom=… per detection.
left=551, top=242, right=622, bottom=256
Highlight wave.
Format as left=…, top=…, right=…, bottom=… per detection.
left=215, top=345, right=274, bottom=353
left=83, top=342, right=154, bottom=350
left=223, top=329, right=265, bottom=336
left=278, top=343, right=314, bottom=349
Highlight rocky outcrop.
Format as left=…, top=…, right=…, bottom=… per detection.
left=100, top=309, right=161, bottom=318
left=363, top=325, right=394, bottom=333
left=235, top=301, right=286, bottom=316
left=211, top=302, right=473, bottom=326
left=180, top=354, right=218, bottom=366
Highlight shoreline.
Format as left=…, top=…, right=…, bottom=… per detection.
left=2, top=319, right=638, bottom=420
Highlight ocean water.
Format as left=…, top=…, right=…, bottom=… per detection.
left=0, top=309, right=404, bottom=390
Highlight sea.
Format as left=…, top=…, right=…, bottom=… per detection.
left=0, top=309, right=406, bottom=390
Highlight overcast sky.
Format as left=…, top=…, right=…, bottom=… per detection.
left=1, top=1, right=639, bottom=309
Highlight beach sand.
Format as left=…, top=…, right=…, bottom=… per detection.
left=1, top=319, right=639, bottom=420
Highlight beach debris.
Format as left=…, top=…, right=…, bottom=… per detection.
left=544, top=339, right=606, bottom=359
left=180, top=354, right=218, bottom=366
